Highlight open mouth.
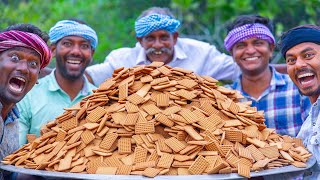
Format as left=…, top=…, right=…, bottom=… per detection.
left=297, top=72, right=315, bottom=85
left=9, top=76, right=26, bottom=93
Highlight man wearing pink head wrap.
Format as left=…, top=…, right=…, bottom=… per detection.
left=0, top=23, right=51, bottom=179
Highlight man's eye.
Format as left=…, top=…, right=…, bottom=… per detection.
left=63, top=42, right=72, bottom=46
left=305, top=53, right=314, bottom=58
left=81, top=44, right=90, bottom=49
left=11, top=54, right=19, bottom=61
left=286, top=58, right=296, bottom=65
left=29, top=61, right=38, bottom=67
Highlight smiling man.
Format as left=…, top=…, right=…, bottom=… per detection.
left=224, top=15, right=310, bottom=137
left=85, top=7, right=240, bottom=86
left=280, top=25, right=320, bottom=179
left=17, top=19, right=97, bottom=146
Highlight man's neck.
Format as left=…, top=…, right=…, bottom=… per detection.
left=241, top=67, right=272, bottom=99
left=0, top=101, right=14, bottom=120
left=54, top=71, right=84, bottom=101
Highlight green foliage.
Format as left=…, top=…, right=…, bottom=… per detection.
left=0, top=0, right=319, bottom=65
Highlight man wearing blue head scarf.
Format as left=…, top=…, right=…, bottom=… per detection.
left=17, top=19, right=97, bottom=146
left=85, top=7, right=241, bottom=86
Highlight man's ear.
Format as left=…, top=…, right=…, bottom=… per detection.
left=269, top=43, right=275, bottom=58
left=50, top=44, right=56, bottom=58
left=173, top=32, right=179, bottom=44
left=136, top=37, right=142, bottom=45
left=89, top=49, right=95, bottom=64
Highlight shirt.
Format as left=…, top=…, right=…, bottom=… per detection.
left=229, top=66, right=311, bottom=137
left=297, top=96, right=320, bottom=179
left=0, top=102, right=19, bottom=160
left=86, top=38, right=241, bottom=86
left=17, top=70, right=96, bottom=146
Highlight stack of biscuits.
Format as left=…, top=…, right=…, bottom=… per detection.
left=2, top=62, right=312, bottom=178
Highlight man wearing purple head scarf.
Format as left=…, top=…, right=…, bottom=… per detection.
left=224, top=15, right=310, bottom=137
left=0, top=23, right=51, bottom=179
left=86, top=7, right=241, bottom=86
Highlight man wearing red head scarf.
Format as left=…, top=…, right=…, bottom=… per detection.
left=0, top=23, right=51, bottom=179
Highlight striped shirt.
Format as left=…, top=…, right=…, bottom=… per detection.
left=229, top=66, right=311, bottom=137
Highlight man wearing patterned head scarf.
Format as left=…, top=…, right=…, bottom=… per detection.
left=85, top=7, right=241, bottom=86
left=224, top=14, right=310, bottom=138
left=0, top=23, right=51, bottom=179
left=17, top=19, right=97, bottom=146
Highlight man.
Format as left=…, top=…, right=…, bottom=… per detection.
left=280, top=25, right=320, bottom=179
left=224, top=15, right=310, bottom=137
left=85, top=7, right=241, bottom=86
left=17, top=19, right=97, bottom=146
left=0, top=24, right=51, bottom=179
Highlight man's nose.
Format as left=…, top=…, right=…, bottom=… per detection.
left=16, top=60, right=29, bottom=74
left=152, top=39, right=163, bottom=49
left=70, top=44, right=82, bottom=56
left=295, top=57, right=308, bottom=69
left=244, top=44, right=256, bottom=54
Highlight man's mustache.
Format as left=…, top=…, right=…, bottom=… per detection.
left=146, top=47, right=171, bottom=55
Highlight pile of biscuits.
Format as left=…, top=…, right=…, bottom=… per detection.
left=2, top=62, right=312, bottom=178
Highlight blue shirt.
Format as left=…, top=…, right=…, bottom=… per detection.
left=297, top=96, right=320, bottom=179
left=229, top=66, right=311, bottom=137
left=17, top=70, right=96, bottom=146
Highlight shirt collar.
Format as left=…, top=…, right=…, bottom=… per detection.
left=135, top=38, right=188, bottom=65
left=0, top=101, right=19, bottom=124
left=232, top=66, right=287, bottom=97
left=47, top=69, right=92, bottom=96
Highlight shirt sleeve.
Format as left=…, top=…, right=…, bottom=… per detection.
left=86, top=54, right=116, bottom=86
left=17, top=97, right=31, bottom=147
left=203, top=45, right=241, bottom=81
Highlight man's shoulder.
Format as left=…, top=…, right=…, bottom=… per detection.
left=108, top=46, right=141, bottom=59
left=24, top=75, right=52, bottom=97
left=177, top=38, right=212, bottom=47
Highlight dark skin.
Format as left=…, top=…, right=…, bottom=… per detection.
left=0, top=48, right=40, bottom=119
left=50, top=36, right=94, bottom=100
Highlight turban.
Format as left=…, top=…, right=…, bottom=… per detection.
left=49, top=20, right=98, bottom=49
left=280, top=27, right=320, bottom=57
left=135, top=14, right=180, bottom=37
left=224, top=23, right=275, bottom=52
left=0, top=30, right=52, bottom=69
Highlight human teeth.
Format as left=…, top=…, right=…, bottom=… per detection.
left=154, top=51, right=162, bottom=55
left=298, top=73, right=314, bottom=78
left=67, top=60, right=81, bottom=64
left=16, top=77, right=26, bottom=82
left=245, top=57, right=258, bottom=61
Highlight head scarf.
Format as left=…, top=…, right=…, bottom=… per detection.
left=49, top=20, right=98, bottom=50
left=0, top=30, right=52, bottom=69
left=135, top=13, right=180, bottom=37
left=280, top=27, right=320, bottom=57
left=224, top=23, right=275, bottom=52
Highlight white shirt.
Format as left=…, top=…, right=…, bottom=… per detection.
left=86, top=38, right=240, bottom=86
left=296, top=96, right=320, bottom=179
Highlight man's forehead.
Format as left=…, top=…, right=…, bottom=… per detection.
left=5, top=47, right=39, bottom=57
left=60, top=35, right=90, bottom=43
left=286, top=42, right=320, bottom=56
